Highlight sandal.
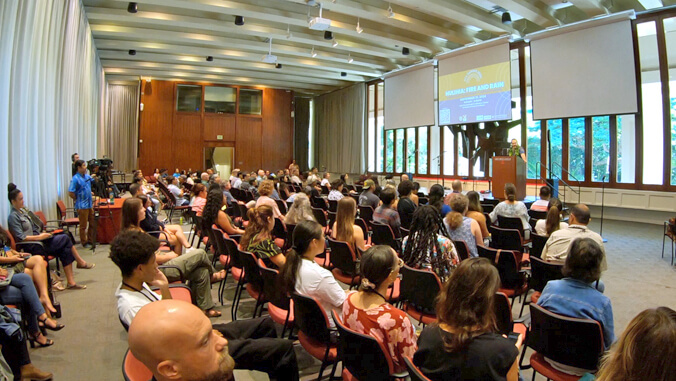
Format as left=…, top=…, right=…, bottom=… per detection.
left=38, top=316, right=65, bottom=332
left=210, top=270, right=226, bottom=283
left=76, top=262, right=95, bottom=269
left=28, top=332, right=54, bottom=348
left=205, top=309, right=222, bottom=318
left=66, top=283, right=87, bottom=290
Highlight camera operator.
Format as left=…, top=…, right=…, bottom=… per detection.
left=71, top=153, right=79, bottom=177
left=69, top=160, right=96, bottom=248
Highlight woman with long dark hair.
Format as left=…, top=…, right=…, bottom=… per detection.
left=428, top=184, right=451, bottom=217
left=534, top=197, right=567, bottom=236
left=241, top=206, right=285, bottom=268
left=413, top=258, right=523, bottom=380
left=202, top=189, right=244, bottom=236
left=466, top=191, right=489, bottom=240
left=279, top=220, right=346, bottom=327
left=401, top=205, right=458, bottom=282
left=341, top=245, right=416, bottom=372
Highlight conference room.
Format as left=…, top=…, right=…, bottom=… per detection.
left=2, top=0, right=676, bottom=380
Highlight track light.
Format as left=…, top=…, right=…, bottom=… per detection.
left=402, top=47, right=410, bottom=55
left=206, top=56, right=213, bottom=62
left=128, top=49, right=136, bottom=55
left=276, top=63, right=283, bottom=69
left=235, top=15, right=244, bottom=26
left=341, top=72, right=347, bottom=77
left=502, top=11, right=512, bottom=25
left=388, top=3, right=395, bottom=18
left=347, top=53, right=353, bottom=63
left=356, top=18, right=363, bottom=34
left=286, top=25, right=293, bottom=39
left=324, top=31, right=333, bottom=40
left=127, top=2, right=137, bottom=13
left=311, top=46, right=317, bottom=57
left=332, top=39, right=338, bottom=47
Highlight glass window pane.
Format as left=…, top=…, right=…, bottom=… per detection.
left=430, top=126, right=440, bottom=175
left=239, top=89, right=262, bottom=115
left=368, top=85, right=375, bottom=172
left=617, top=115, right=636, bottom=183
left=443, top=127, right=455, bottom=176
left=176, top=85, right=201, bottom=112
left=204, top=86, right=235, bottom=113
left=419, top=127, right=428, bottom=174
left=385, top=130, right=394, bottom=172
left=473, top=126, right=485, bottom=178
left=569, top=117, right=586, bottom=181
left=548, top=119, right=563, bottom=179
left=377, top=125, right=384, bottom=172
left=527, top=96, right=541, bottom=179
left=591, top=116, right=610, bottom=182
left=407, top=128, right=416, bottom=173
left=638, top=21, right=663, bottom=185
left=457, top=130, right=469, bottom=177
left=396, top=129, right=405, bottom=173
left=665, top=18, right=676, bottom=184
left=377, top=83, right=385, bottom=172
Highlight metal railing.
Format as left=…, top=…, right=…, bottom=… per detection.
left=533, top=161, right=581, bottom=206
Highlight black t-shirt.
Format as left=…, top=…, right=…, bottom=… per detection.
left=413, top=325, right=518, bottom=381
left=397, top=197, right=416, bottom=229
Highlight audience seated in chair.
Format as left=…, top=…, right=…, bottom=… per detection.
left=537, top=238, right=615, bottom=375
left=0, top=302, right=53, bottom=380
left=530, top=185, right=552, bottom=212
left=427, top=184, right=450, bottom=218
left=190, top=183, right=207, bottom=216
left=397, top=180, right=416, bottom=230
left=255, top=180, right=284, bottom=221
left=534, top=197, right=568, bottom=237
left=331, top=197, right=367, bottom=253
left=241, top=206, right=285, bottom=269
left=358, top=179, right=380, bottom=209
left=402, top=205, right=458, bottom=283
left=489, top=183, right=531, bottom=235
left=594, top=306, right=675, bottom=381
left=413, top=258, right=523, bottom=381
left=138, top=195, right=190, bottom=255
left=327, top=179, right=344, bottom=201
left=466, top=191, right=490, bottom=241
left=280, top=220, right=347, bottom=328
left=443, top=193, right=483, bottom=258
left=166, top=176, right=189, bottom=206
left=202, top=188, right=245, bottom=237
left=7, top=183, right=92, bottom=290
left=373, top=188, right=401, bottom=238
left=119, top=200, right=225, bottom=318
left=285, top=193, right=316, bottom=225
left=342, top=245, right=416, bottom=373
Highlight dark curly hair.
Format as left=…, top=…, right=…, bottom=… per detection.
left=109, top=229, right=160, bottom=278
left=402, top=205, right=452, bottom=279
left=203, top=188, right=225, bottom=228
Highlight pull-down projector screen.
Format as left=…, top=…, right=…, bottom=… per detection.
left=384, top=62, right=435, bottom=130
left=528, top=11, right=637, bottom=120
left=437, top=37, right=511, bottom=126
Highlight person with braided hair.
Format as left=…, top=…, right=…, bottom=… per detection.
left=202, top=188, right=244, bottom=237
left=241, top=205, right=285, bottom=268
left=401, top=205, right=459, bottom=282
left=341, top=245, right=417, bottom=373
left=279, top=220, right=346, bottom=328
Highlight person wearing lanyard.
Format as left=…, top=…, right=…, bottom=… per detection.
left=68, top=160, right=96, bottom=248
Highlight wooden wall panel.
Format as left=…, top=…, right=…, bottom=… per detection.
left=139, top=80, right=174, bottom=174
left=262, top=89, right=294, bottom=171
left=204, top=114, right=236, bottom=141
left=172, top=113, right=203, bottom=171
left=236, top=117, right=262, bottom=171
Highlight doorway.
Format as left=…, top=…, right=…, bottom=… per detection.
left=205, top=147, right=234, bottom=178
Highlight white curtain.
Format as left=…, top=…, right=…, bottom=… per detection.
left=0, top=0, right=103, bottom=221
left=103, top=84, right=140, bottom=173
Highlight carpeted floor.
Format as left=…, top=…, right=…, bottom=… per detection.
left=26, top=218, right=676, bottom=380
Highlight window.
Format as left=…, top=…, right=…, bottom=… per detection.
left=385, top=130, right=394, bottom=172
left=547, top=119, right=563, bottom=179
left=176, top=85, right=201, bottom=112
left=395, top=129, right=405, bottom=173
left=429, top=126, right=440, bottom=175
left=526, top=99, right=541, bottom=179
left=665, top=17, right=676, bottom=184
left=617, top=114, right=636, bottom=183
left=457, top=130, right=469, bottom=177
left=239, top=89, right=262, bottom=115
left=204, top=86, right=235, bottom=114
left=473, top=127, right=484, bottom=178
left=591, top=116, right=610, bottom=182
left=443, top=128, right=454, bottom=176
left=569, top=117, right=586, bottom=181
left=406, top=128, right=416, bottom=173
left=367, top=84, right=376, bottom=172
left=418, top=127, right=428, bottom=174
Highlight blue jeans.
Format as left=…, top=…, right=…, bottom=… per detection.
left=0, top=273, right=45, bottom=334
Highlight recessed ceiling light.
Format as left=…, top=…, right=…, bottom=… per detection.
left=388, top=3, right=395, bottom=18
left=311, top=46, right=317, bottom=57
left=127, top=2, right=137, bottom=13
left=128, top=49, right=136, bottom=55
left=235, top=15, right=244, bottom=26
left=356, top=18, right=363, bottom=34
left=206, top=56, right=214, bottom=62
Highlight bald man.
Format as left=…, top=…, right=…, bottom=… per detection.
left=129, top=300, right=235, bottom=381
left=451, top=180, right=462, bottom=193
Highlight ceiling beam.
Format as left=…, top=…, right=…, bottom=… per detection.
left=491, top=0, right=559, bottom=27
left=389, top=0, right=512, bottom=34
left=566, top=0, right=609, bottom=16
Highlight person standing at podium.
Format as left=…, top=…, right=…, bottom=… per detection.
left=508, top=139, right=527, bottom=162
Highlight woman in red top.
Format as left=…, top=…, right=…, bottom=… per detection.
left=341, top=245, right=417, bottom=373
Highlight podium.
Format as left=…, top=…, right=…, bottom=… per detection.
left=491, top=156, right=526, bottom=201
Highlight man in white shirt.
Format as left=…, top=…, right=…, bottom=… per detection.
left=306, top=167, right=320, bottom=185
left=320, top=172, right=331, bottom=189
left=110, top=230, right=299, bottom=380
left=541, top=204, right=607, bottom=271
left=531, top=185, right=551, bottom=212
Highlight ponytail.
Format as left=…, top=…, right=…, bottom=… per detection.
left=278, top=220, right=323, bottom=295
left=445, top=211, right=464, bottom=230
left=545, top=197, right=563, bottom=236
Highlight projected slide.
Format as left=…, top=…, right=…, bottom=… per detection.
left=438, top=62, right=511, bottom=125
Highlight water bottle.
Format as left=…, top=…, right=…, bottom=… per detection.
left=109, top=191, right=114, bottom=204
left=180, top=216, right=184, bottom=225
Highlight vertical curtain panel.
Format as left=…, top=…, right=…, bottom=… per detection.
left=314, top=83, right=366, bottom=174
left=0, top=0, right=103, bottom=221
left=294, top=97, right=310, bottom=171
left=104, top=84, right=140, bottom=173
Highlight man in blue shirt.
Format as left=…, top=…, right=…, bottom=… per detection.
left=69, top=160, right=95, bottom=248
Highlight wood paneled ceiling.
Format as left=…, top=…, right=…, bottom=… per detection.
left=84, top=0, right=671, bottom=95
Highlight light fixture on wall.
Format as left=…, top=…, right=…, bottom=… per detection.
left=127, top=2, right=137, bottom=13
left=206, top=56, right=214, bottom=61
left=356, top=18, right=363, bottom=34
left=261, top=38, right=277, bottom=63
left=387, top=3, right=395, bottom=18
left=502, top=11, right=512, bottom=25
left=128, top=49, right=136, bottom=55
left=347, top=53, right=353, bottom=63
left=234, top=15, right=244, bottom=26
left=311, top=46, right=317, bottom=57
